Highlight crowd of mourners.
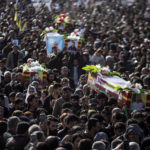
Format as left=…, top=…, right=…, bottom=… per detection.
left=1, top=0, right=150, bottom=149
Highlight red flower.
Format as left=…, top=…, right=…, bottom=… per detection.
left=59, top=18, right=64, bottom=22
left=60, top=14, right=67, bottom=18
left=131, top=85, right=136, bottom=88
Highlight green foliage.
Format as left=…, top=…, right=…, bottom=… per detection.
left=82, top=65, right=100, bottom=75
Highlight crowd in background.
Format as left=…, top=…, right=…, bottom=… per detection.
left=0, top=0, right=150, bottom=149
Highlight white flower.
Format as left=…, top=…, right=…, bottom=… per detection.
left=135, top=83, right=142, bottom=90
left=123, top=81, right=132, bottom=88
left=96, top=64, right=102, bottom=69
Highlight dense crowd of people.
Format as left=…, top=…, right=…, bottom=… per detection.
left=0, top=0, right=150, bottom=149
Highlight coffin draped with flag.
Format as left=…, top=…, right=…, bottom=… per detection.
left=83, top=65, right=150, bottom=109
left=23, top=60, right=47, bottom=88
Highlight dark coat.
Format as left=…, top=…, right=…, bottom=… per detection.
left=6, top=135, right=29, bottom=150
left=6, top=51, right=24, bottom=70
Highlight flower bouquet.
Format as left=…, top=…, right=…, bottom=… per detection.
left=22, top=59, right=47, bottom=87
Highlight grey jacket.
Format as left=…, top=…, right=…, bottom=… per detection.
left=52, top=97, right=65, bottom=117
left=6, top=51, right=24, bottom=70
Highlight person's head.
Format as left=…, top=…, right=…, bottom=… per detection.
left=92, top=141, right=106, bottom=150
left=28, top=85, right=36, bottom=95
left=79, top=74, right=87, bottom=86
left=7, top=116, right=20, bottom=132
left=36, top=142, right=49, bottom=150
left=53, top=83, right=62, bottom=96
left=41, top=89, right=48, bottom=98
left=96, top=92, right=108, bottom=107
left=61, top=57, right=68, bottom=66
left=15, top=92, right=24, bottom=100
left=107, top=97, right=118, bottom=109
left=61, top=142, right=73, bottom=150
left=73, top=58, right=79, bottom=66
left=74, top=89, right=84, bottom=99
left=101, top=108, right=111, bottom=123
left=112, top=107, right=122, bottom=114
left=129, top=142, right=140, bottom=150
left=95, top=48, right=102, bottom=56
left=31, top=81, right=39, bottom=90
left=62, top=86, right=72, bottom=100
left=61, top=77, right=70, bottom=87
left=38, top=52, right=44, bottom=62
left=27, top=94, right=38, bottom=109
left=111, top=112, right=126, bottom=125
left=114, top=122, right=126, bottom=137
left=28, top=124, right=41, bottom=135
left=87, top=118, right=100, bottom=136
left=4, top=71, right=11, bottom=83
left=81, top=96, right=89, bottom=108
left=61, top=66, right=69, bottom=77
left=46, top=136, right=59, bottom=150
left=143, top=76, right=150, bottom=87
left=47, top=71, right=55, bottom=82
left=14, top=99, right=24, bottom=110
left=12, top=45, right=19, bottom=53
left=141, top=137, right=150, bottom=150
left=52, top=68, right=59, bottom=78
left=125, top=124, right=144, bottom=143
left=78, top=139, right=92, bottom=150
left=94, top=132, right=108, bottom=142
left=0, top=121, right=7, bottom=135
left=71, top=94, right=79, bottom=107
left=72, top=133, right=82, bottom=150
left=47, top=116, right=58, bottom=136
left=132, top=112, right=144, bottom=123
left=9, top=92, right=16, bottom=104
left=65, top=114, right=79, bottom=129
left=16, top=121, right=29, bottom=136
left=34, top=131, right=45, bottom=142
left=141, top=67, right=149, bottom=76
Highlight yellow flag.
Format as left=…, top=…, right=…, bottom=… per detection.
left=22, top=22, right=27, bottom=31
left=17, top=18, right=22, bottom=31
left=14, top=11, right=18, bottom=21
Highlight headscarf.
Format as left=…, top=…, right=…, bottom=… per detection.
left=25, top=85, right=37, bottom=104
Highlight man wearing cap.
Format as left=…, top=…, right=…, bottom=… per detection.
left=53, top=86, right=72, bottom=117
left=6, top=45, right=24, bottom=70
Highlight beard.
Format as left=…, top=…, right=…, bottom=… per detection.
left=49, top=129, right=58, bottom=136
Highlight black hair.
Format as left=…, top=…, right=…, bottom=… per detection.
left=16, top=121, right=29, bottom=135
left=36, top=142, right=49, bottom=150
left=47, top=116, right=58, bottom=126
left=9, top=92, right=16, bottom=97
left=0, top=94, right=4, bottom=100
left=92, top=114, right=104, bottom=122
left=141, top=137, right=150, bottom=150
left=71, top=94, right=79, bottom=100
left=114, top=122, right=126, bottom=131
left=62, top=102, right=72, bottom=109
left=65, top=114, right=79, bottom=125
left=78, top=139, right=92, bottom=150
left=0, top=121, right=7, bottom=135
left=46, top=136, right=59, bottom=150
left=96, top=92, right=108, bottom=100
left=53, top=83, right=61, bottom=89
left=27, top=94, right=36, bottom=104
left=61, top=142, right=73, bottom=150
left=87, top=118, right=99, bottom=131
left=72, top=133, right=82, bottom=143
